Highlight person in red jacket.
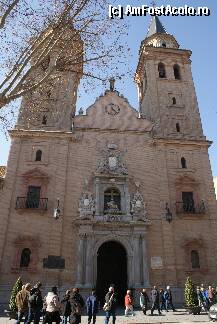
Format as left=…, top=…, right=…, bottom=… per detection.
left=125, top=290, right=135, bottom=317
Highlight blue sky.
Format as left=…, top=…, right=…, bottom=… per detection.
left=0, top=0, right=217, bottom=177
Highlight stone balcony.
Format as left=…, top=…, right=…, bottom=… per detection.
left=175, top=201, right=205, bottom=215
left=15, top=197, right=48, bottom=210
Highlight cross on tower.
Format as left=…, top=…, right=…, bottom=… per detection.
left=109, top=77, right=115, bottom=91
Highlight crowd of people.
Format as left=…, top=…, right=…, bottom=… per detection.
left=15, top=282, right=87, bottom=324
left=196, top=285, right=217, bottom=311
left=14, top=282, right=217, bottom=324
left=15, top=282, right=179, bottom=324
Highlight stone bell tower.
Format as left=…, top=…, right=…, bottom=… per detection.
left=135, top=16, right=204, bottom=140
left=17, top=21, right=83, bottom=131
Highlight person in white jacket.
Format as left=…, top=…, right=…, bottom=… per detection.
left=43, top=286, right=61, bottom=324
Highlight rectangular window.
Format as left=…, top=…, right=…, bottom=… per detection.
left=182, top=192, right=195, bottom=213
left=26, top=186, right=41, bottom=208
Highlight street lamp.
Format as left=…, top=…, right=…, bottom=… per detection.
left=53, top=198, right=61, bottom=219
left=165, top=203, right=173, bottom=223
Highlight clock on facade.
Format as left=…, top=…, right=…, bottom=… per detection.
left=105, top=103, right=120, bottom=115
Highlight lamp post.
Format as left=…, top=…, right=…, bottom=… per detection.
left=53, top=198, right=61, bottom=219
left=165, top=203, right=173, bottom=223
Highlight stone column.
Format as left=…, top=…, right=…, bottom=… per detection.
left=133, top=234, right=141, bottom=287
left=85, top=234, right=93, bottom=287
left=76, top=234, right=85, bottom=286
left=142, top=233, right=150, bottom=286
left=128, top=254, right=133, bottom=287
left=95, top=178, right=100, bottom=216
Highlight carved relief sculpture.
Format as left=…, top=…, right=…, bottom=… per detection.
left=97, top=145, right=128, bottom=175
left=131, top=190, right=148, bottom=221
left=78, top=193, right=95, bottom=219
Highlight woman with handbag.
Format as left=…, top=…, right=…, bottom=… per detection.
left=104, top=286, right=117, bottom=324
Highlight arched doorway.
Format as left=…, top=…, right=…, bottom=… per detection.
left=96, top=241, right=127, bottom=306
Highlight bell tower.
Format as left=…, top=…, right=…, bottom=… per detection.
left=135, top=16, right=204, bottom=139
left=16, top=21, right=83, bottom=131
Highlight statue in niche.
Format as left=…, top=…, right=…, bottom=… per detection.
left=78, top=193, right=95, bottom=219
left=106, top=198, right=119, bottom=214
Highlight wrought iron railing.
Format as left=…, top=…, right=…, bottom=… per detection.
left=176, top=201, right=205, bottom=214
left=16, top=197, right=48, bottom=210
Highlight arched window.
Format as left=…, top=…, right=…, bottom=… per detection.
left=158, top=62, right=166, bottom=78
left=172, top=97, right=176, bottom=105
left=181, top=157, right=187, bottom=168
left=20, top=248, right=31, bottom=268
left=174, top=64, right=181, bottom=80
left=191, top=250, right=200, bottom=269
left=35, top=150, right=42, bottom=162
left=162, top=42, right=166, bottom=48
left=42, top=115, right=47, bottom=125
left=176, top=123, right=180, bottom=132
left=104, top=188, right=121, bottom=212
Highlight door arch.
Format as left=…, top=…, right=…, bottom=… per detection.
left=96, top=240, right=127, bottom=305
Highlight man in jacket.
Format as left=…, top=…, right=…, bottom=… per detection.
left=159, top=288, right=166, bottom=311
left=61, top=290, right=71, bottom=324
left=164, top=286, right=175, bottom=312
left=140, top=288, right=149, bottom=315
left=15, top=283, right=31, bottom=324
left=151, top=286, right=161, bottom=315
left=86, top=289, right=98, bottom=324
left=26, top=282, right=43, bottom=324
left=104, top=286, right=117, bottom=324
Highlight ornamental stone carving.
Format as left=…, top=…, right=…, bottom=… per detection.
left=78, top=193, right=95, bottom=219
left=131, top=190, right=148, bottom=221
left=97, top=145, right=128, bottom=175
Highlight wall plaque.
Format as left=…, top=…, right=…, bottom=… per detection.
left=43, top=255, right=65, bottom=269
left=151, top=256, right=163, bottom=269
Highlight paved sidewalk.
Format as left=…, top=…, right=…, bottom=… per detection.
left=0, top=309, right=210, bottom=324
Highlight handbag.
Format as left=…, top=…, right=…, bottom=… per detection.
left=103, top=293, right=114, bottom=312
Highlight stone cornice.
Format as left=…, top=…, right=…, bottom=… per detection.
left=74, top=219, right=151, bottom=228
left=9, top=129, right=75, bottom=140
left=153, top=137, right=212, bottom=148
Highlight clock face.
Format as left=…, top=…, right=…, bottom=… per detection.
left=105, top=103, right=120, bottom=115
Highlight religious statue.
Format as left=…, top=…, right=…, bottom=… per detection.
left=106, top=198, right=119, bottom=213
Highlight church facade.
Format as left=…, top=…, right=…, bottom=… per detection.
left=0, top=17, right=217, bottom=304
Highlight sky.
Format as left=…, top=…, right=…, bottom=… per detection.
left=0, top=0, right=217, bottom=177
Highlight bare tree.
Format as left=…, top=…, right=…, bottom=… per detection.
left=0, top=0, right=128, bottom=114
